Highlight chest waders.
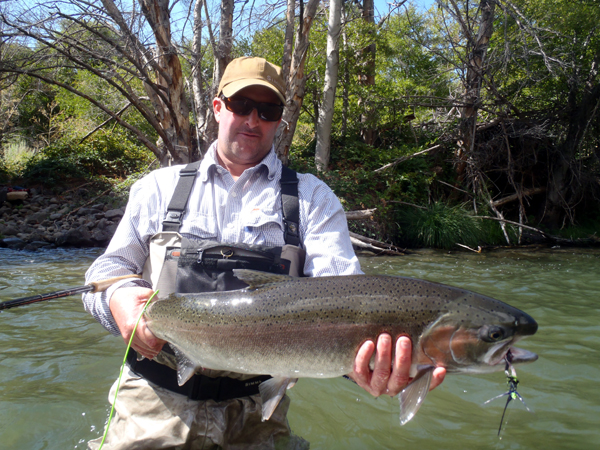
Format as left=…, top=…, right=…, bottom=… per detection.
left=126, top=162, right=306, bottom=402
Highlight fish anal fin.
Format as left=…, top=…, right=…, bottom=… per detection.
left=258, top=377, right=298, bottom=421
left=233, top=269, right=294, bottom=289
left=399, top=367, right=434, bottom=425
left=171, top=345, right=199, bottom=386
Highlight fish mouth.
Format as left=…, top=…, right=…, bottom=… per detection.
left=488, top=344, right=538, bottom=368
left=506, top=346, right=538, bottom=364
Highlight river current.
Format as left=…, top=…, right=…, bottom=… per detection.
left=0, top=247, right=598, bottom=449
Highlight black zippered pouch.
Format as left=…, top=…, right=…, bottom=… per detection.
left=168, top=237, right=290, bottom=293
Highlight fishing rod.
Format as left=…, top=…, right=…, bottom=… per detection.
left=0, top=274, right=142, bottom=311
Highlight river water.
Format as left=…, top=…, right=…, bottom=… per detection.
left=0, top=247, right=598, bottom=449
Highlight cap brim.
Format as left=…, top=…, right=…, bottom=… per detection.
left=222, top=79, right=286, bottom=104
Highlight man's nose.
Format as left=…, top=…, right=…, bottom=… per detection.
left=244, top=107, right=261, bottom=127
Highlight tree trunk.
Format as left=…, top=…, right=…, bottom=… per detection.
left=340, top=4, right=350, bottom=138
left=275, top=0, right=320, bottom=165
left=198, top=0, right=234, bottom=149
left=191, top=0, right=212, bottom=156
left=456, top=0, right=496, bottom=181
left=359, top=0, right=376, bottom=145
left=139, top=0, right=191, bottom=166
left=315, top=0, right=342, bottom=172
left=281, top=0, right=296, bottom=83
left=215, top=0, right=234, bottom=84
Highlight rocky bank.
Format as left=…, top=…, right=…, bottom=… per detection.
left=0, top=190, right=124, bottom=251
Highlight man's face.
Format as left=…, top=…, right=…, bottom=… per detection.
left=213, top=85, right=282, bottom=175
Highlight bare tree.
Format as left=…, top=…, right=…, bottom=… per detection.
left=275, top=0, right=320, bottom=165
left=454, top=0, right=496, bottom=183
left=0, top=0, right=240, bottom=165
left=314, top=0, right=342, bottom=171
left=358, top=0, right=376, bottom=145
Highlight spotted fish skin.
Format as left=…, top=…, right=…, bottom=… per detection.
left=145, top=269, right=537, bottom=378
left=145, top=269, right=538, bottom=424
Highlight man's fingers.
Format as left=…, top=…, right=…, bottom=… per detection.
left=350, top=335, right=444, bottom=399
left=387, top=336, right=412, bottom=396
left=370, top=334, right=393, bottom=396
left=352, top=339, right=376, bottom=385
left=131, top=320, right=165, bottom=358
left=429, top=367, right=446, bottom=391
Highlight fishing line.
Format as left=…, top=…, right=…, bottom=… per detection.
left=98, top=291, right=158, bottom=450
left=483, top=352, right=532, bottom=438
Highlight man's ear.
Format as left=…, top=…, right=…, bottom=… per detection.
left=213, top=97, right=222, bottom=123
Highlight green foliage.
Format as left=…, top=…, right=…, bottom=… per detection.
left=20, top=152, right=86, bottom=185
left=289, top=137, right=441, bottom=243
left=55, top=69, right=157, bottom=141
left=19, top=131, right=153, bottom=185
left=396, top=202, right=482, bottom=249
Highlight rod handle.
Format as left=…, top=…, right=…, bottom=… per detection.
left=89, top=274, right=142, bottom=293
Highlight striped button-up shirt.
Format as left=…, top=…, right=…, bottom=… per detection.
left=83, top=141, right=362, bottom=335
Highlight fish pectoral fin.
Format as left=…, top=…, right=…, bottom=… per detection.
left=232, top=269, right=294, bottom=289
left=171, top=345, right=198, bottom=386
left=258, top=376, right=298, bottom=422
left=398, top=367, right=434, bottom=426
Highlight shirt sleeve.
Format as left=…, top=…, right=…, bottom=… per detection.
left=81, top=174, right=161, bottom=335
left=298, top=174, right=363, bottom=277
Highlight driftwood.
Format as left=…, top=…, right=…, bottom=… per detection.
left=490, top=187, right=546, bottom=208
left=349, top=232, right=405, bottom=255
left=345, top=208, right=377, bottom=220
left=374, top=144, right=442, bottom=173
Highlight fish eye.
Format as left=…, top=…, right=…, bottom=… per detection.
left=481, top=326, right=506, bottom=342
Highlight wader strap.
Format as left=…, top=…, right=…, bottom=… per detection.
left=126, top=350, right=271, bottom=402
left=280, top=165, right=301, bottom=246
left=162, top=160, right=302, bottom=246
left=162, top=161, right=202, bottom=232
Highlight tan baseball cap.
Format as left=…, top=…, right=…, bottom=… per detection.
left=218, top=57, right=286, bottom=104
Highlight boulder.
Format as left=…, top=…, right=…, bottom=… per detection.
left=24, top=241, right=53, bottom=251
left=55, top=226, right=95, bottom=247
left=105, top=208, right=125, bottom=220
left=2, top=237, right=27, bottom=250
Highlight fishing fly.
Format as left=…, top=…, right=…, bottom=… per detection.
left=484, top=350, right=532, bottom=437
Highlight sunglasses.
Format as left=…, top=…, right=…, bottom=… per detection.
left=220, top=95, right=284, bottom=122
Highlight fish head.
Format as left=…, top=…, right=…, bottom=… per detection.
left=417, top=292, right=538, bottom=374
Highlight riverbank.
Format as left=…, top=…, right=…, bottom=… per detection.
left=1, top=185, right=597, bottom=252
left=0, top=188, right=124, bottom=251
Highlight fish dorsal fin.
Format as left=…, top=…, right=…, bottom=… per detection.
left=399, top=367, right=434, bottom=425
left=171, top=345, right=198, bottom=386
left=258, top=376, right=298, bottom=421
left=233, top=269, right=294, bottom=289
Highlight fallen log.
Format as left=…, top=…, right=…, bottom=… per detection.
left=490, top=187, right=546, bottom=208
left=345, top=208, right=377, bottom=220
left=349, top=232, right=405, bottom=255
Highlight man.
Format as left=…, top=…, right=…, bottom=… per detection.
left=83, top=56, right=445, bottom=449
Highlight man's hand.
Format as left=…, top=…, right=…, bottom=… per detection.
left=109, top=287, right=166, bottom=359
left=348, top=334, right=446, bottom=397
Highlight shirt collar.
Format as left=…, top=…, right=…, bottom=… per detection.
left=200, top=141, right=281, bottom=182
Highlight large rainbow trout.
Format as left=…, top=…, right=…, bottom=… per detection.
left=145, top=269, right=538, bottom=424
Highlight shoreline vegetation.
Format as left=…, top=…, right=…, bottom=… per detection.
left=0, top=139, right=600, bottom=251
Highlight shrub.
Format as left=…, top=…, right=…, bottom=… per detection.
left=396, top=202, right=482, bottom=249
left=19, top=131, right=153, bottom=185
